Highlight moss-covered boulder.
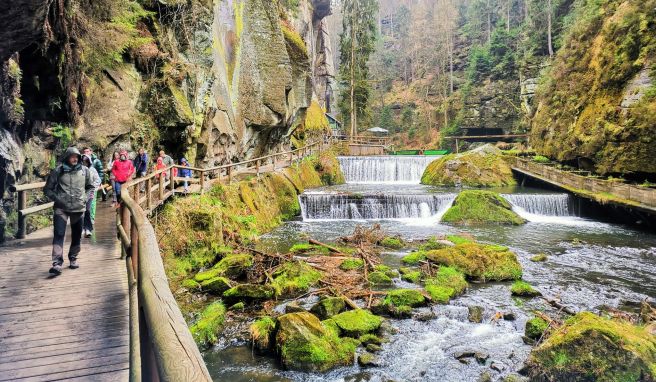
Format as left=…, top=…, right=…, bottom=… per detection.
left=368, top=271, right=393, bottom=286
left=401, top=251, right=427, bottom=265
left=380, top=236, right=404, bottom=249
left=276, top=312, right=356, bottom=372
left=421, top=145, right=516, bottom=187
left=442, top=190, right=526, bottom=226
left=511, top=281, right=541, bottom=297
left=199, top=276, right=232, bottom=295
left=194, top=253, right=254, bottom=282
left=525, top=317, right=549, bottom=341
left=271, top=261, right=322, bottom=297
left=400, top=267, right=423, bottom=284
left=331, top=309, right=384, bottom=337
left=425, top=242, right=522, bottom=282
left=223, top=284, right=275, bottom=302
left=424, top=266, right=468, bottom=304
left=311, top=297, right=346, bottom=319
left=190, top=302, right=226, bottom=347
left=339, top=258, right=364, bottom=271
left=531, top=253, right=548, bottom=262
left=526, top=312, right=656, bottom=381
left=250, top=316, right=277, bottom=352
left=374, top=289, right=427, bottom=317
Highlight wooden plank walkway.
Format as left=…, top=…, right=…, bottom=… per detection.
left=0, top=203, right=129, bottom=381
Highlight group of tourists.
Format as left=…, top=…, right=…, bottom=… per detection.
left=44, top=146, right=192, bottom=275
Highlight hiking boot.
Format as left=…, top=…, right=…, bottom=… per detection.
left=69, top=259, right=79, bottom=269
left=49, top=264, right=63, bottom=275
left=84, top=230, right=92, bottom=238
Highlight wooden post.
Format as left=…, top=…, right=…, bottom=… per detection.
left=273, top=154, right=277, bottom=170
left=130, top=214, right=139, bottom=275
left=158, top=173, right=164, bottom=200
left=200, top=170, right=205, bottom=193
left=146, top=178, right=152, bottom=211
left=227, top=166, right=232, bottom=184
left=455, top=138, right=460, bottom=154
left=289, top=152, right=293, bottom=165
left=16, top=190, right=26, bottom=239
left=169, top=168, right=175, bottom=194
left=133, top=184, right=140, bottom=207
left=256, top=160, right=260, bottom=176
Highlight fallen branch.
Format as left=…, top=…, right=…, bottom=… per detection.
left=309, top=239, right=345, bottom=255
left=542, top=297, right=577, bottom=315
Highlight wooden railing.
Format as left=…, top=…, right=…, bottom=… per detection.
left=117, top=137, right=334, bottom=381
left=8, top=182, right=52, bottom=239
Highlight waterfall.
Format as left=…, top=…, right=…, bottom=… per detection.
left=338, top=156, right=438, bottom=184
left=502, top=194, right=572, bottom=216
left=299, top=193, right=456, bottom=220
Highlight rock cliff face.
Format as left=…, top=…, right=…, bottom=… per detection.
left=0, top=0, right=335, bottom=192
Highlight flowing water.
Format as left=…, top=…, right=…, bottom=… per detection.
left=205, top=157, right=656, bottom=382
left=338, top=156, right=438, bottom=183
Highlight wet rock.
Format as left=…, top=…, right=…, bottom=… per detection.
left=441, top=190, right=526, bottom=225
left=276, top=312, right=356, bottom=372
left=373, top=289, right=427, bottom=318
left=366, top=343, right=382, bottom=353
left=478, top=371, right=493, bottom=382
left=249, top=316, right=276, bottom=352
left=194, top=254, right=254, bottom=281
left=271, top=261, right=322, bottom=297
left=490, top=361, right=505, bottom=372
left=373, top=264, right=400, bottom=279
left=200, top=277, right=232, bottom=295
left=510, top=281, right=541, bottom=297
left=190, top=302, right=227, bottom=347
left=223, top=284, right=275, bottom=302
left=415, top=311, right=436, bottom=322
left=331, top=309, right=383, bottom=337
left=310, top=297, right=346, bottom=319
left=358, top=352, right=380, bottom=367
left=367, top=271, right=393, bottom=286
left=524, top=317, right=549, bottom=341
left=454, top=351, right=489, bottom=365
left=285, top=302, right=306, bottom=314
left=526, top=312, right=656, bottom=381
left=503, top=312, right=516, bottom=321
left=358, top=334, right=383, bottom=346
left=468, top=306, right=484, bottom=323
left=530, top=253, right=548, bottom=262
left=424, top=267, right=468, bottom=303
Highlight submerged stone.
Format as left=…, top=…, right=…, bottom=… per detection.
left=526, top=312, right=656, bottom=381
left=276, top=312, right=356, bottom=372
left=442, top=190, right=526, bottom=226
left=331, top=309, right=384, bottom=337
left=468, top=306, right=485, bottom=323
left=530, top=253, right=548, bottom=262
left=425, top=242, right=522, bottom=282
left=510, top=281, right=541, bottom=297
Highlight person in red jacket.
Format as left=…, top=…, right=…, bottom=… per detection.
left=111, top=149, right=135, bottom=207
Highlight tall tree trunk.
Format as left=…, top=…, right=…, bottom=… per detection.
left=350, top=2, right=357, bottom=138
left=547, top=0, right=554, bottom=57
left=507, top=0, right=511, bottom=32
left=487, top=0, right=492, bottom=43
left=449, top=33, right=454, bottom=94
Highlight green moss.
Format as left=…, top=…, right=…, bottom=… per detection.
left=402, top=251, right=427, bottom=265
left=380, top=237, right=404, bottom=249
left=368, top=271, right=393, bottom=286
left=190, top=302, right=227, bottom=347
left=230, top=302, right=245, bottom=311
left=373, top=264, right=399, bottom=278
left=511, top=281, right=541, bottom=297
left=525, top=317, right=549, bottom=341
left=302, top=100, right=331, bottom=134
left=424, top=266, right=468, bottom=304
left=276, top=312, right=356, bottom=372
left=331, top=309, right=383, bottom=337
left=401, top=270, right=423, bottom=284
left=421, top=149, right=516, bottom=187
left=447, top=235, right=474, bottom=245
left=425, top=242, right=522, bottom=282
left=199, top=277, right=232, bottom=295
left=358, top=334, right=383, bottom=345
left=281, top=23, right=308, bottom=58
left=250, top=316, right=277, bottom=351
left=321, top=318, right=341, bottom=338
left=289, top=243, right=330, bottom=256
left=531, top=253, right=548, bottom=262
left=311, top=297, right=346, bottom=319
left=442, top=190, right=526, bottom=226
left=527, top=312, right=656, bottom=381
left=223, top=284, right=275, bottom=301
left=339, top=258, right=365, bottom=271
left=272, top=261, right=322, bottom=297
left=419, top=236, right=448, bottom=251
left=382, top=289, right=426, bottom=308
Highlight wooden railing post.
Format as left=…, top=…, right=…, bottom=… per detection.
left=16, top=190, right=26, bottom=239
left=256, top=160, right=260, bottom=176
left=146, top=178, right=152, bottom=211
left=227, top=166, right=232, bottom=184
left=169, top=168, right=175, bottom=194
left=130, top=214, right=139, bottom=275
left=200, top=170, right=205, bottom=192
left=158, top=174, right=164, bottom=200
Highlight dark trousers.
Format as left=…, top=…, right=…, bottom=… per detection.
left=52, top=208, right=84, bottom=265
left=84, top=198, right=94, bottom=232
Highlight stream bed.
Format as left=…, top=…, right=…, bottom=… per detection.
left=203, top=158, right=656, bottom=382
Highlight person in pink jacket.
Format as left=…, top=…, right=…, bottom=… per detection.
left=111, top=150, right=135, bottom=207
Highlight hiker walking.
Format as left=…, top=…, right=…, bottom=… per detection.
left=159, top=150, right=174, bottom=167
left=111, top=150, right=135, bottom=206
left=44, top=147, right=94, bottom=275
left=83, top=147, right=104, bottom=203
left=179, top=157, right=192, bottom=192
left=107, top=151, right=120, bottom=207
left=133, top=148, right=149, bottom=178
left=82, top=155, right=101, bottom=237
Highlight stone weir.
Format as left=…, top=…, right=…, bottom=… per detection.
left=338, top=156, right=439, bottom=184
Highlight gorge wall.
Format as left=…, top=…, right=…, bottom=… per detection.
left=0, top=0, right=336, bottom=191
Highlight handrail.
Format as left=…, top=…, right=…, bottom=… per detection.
left=118, top=136, right=335, bottom=381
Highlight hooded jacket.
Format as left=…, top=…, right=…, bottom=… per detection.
left=112, top=151, right=135, bottom=183
left=82, top=155, right=102, bottom=199
left=179, top=158, right=192, bottom=178
left=90, top=154, right=104, bottom=181
left=44, top=147, right=94, bottom=213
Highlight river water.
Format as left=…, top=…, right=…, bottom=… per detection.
left=204, top=156, right=656, bottom=382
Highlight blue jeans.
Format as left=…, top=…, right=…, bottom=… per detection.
left=114, top=181, right=125, bottom=201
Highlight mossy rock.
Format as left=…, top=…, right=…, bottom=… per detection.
left=181, top=279, right=200, bottom=290
left=381, top=289, right=427, bottom=310
left=199, top=277, right=232, bottom=295
left=511, top=281, right=541, bottom=297
left=525, top=317, right=549, bottom=341
left=419, top=237, right=451, bottom=251
left=374, top=264, right=399, bottom=279
left=531, top=253, right=548, bottom=262
left=425, top=242, right=522, bottom=282
left=402, top=251, right=427, bottom=265
left=271, top=261, right=322, bottom=297
left=194, top=253, right=254, bottom=282
left=421, top=145, right=516, bottom=187
left=401, top=270, right=423, bottom=284
left=331, top=309, right=384, bottom=337
left=424, top=266, right=468, bottom=304
left=310, top=297, right=346, bottom=320
left=250, top=316, right=277, bottom=352
left=289, top=243, right=330, bottom=256
left=526, top=312, right=656, bottom=381
left=190, top=302, right=226, bottom=347
left=368, top=271, right=393, bottom=286
left=340, top=258, right=365, bottom=271
left=380, top=236, right=404, bottom=249
left=442, top=190, right=526, bottom=226
left=358, top=352, right=380, bottom=367
left=223, top=284, right=275, bottom=302
left=359, top=333, right=383, bottom=346
left=468, top=306, right=484, bottom=323
left=276, top=312, right=356, bottom=372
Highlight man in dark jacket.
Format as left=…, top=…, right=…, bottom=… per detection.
left=44, top=147, right=94, bottom=275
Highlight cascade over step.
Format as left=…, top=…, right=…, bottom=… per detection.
left=338, top=156, right=438, bottom=184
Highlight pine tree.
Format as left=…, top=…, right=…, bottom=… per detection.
left=338, top=0, right=379, bottom=138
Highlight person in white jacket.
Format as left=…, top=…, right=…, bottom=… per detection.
left=81, top=155, right=101, bottom=237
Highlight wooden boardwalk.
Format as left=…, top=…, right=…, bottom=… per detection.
left=0, top=203, right=129, bottom=381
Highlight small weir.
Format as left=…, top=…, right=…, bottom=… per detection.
left=338, top=156, right=438, bottom=183
left=501, top=193, right=584, bottom=224
left=299, top=193, right=456, bottom=220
